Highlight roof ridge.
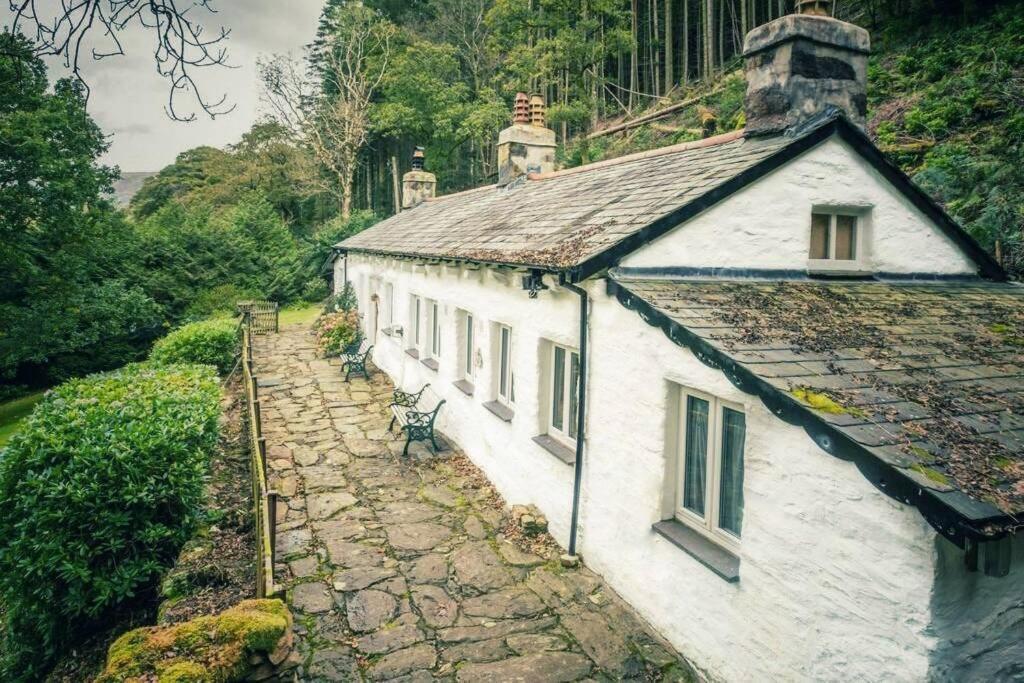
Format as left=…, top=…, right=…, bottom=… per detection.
left=425, top=183, right=497, bottom=203
left=527, top=129, right=747, bottom=181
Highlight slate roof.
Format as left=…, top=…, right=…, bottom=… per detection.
left=609, top=275, right=1024, bottom=540
left=339, top=130, right=791, bottom=269
left=337, top=115, right=1004, bottom=281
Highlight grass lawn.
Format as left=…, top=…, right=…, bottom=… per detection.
left=0, top=391, right=45, bottom=449
left=278, top=304, right=321, bottom=328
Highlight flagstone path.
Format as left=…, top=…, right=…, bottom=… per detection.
left=254, top=324, right=697, bottom=682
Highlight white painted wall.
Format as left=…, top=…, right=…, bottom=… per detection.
left=342, top=254, right=580, bottom=544
left=928, top=536, right=1024, bottom=681
left=620, top=136, right=978, bottom=276
left=335, top=134, right=1017, bottom=681
left=580, top=279, right=941, bottom=681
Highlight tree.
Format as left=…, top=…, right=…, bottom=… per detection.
left=262, top=4, right=396, bottom=219
left=0, top=31, right=161, bottom=385
left=7, top=0, right=233, bottom=121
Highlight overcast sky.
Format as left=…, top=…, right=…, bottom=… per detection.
left=6, top=1, right=324, bottom=172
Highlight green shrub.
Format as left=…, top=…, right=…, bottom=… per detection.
left=314, top=309, right=361, bottom=357
left=150, top=318, right=240, bottom=375
left=0, top=363, right=221, bottom=680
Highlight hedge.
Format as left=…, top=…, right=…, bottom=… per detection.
left=0, top=363, right=221, bottom=680
left=149, top=318, right=240, bottom=375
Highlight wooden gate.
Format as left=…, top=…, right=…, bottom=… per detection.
left=238, top=301, right=279, bottom=334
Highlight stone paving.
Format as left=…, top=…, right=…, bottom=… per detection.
left=254, top=324, right=697, bottom=682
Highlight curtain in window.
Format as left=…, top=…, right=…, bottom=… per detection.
left=552, top=347, right=566, bottom=431
left=719, top=407, right=746, bottom=537
left=465, top=315, right=473, bottom=377
left=499, top=327, right=510, bottom=398
left=568, top=352, right=580, bottom=439
left=683, top=396, right=709, bottom=516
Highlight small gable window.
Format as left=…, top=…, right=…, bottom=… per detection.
left=808, top=210, right=869, bottom=273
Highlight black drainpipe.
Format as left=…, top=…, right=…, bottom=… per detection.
left=560, top=276, right=589, bottom=558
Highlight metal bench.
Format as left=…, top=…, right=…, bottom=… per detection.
left=341, top=343, right=374, bottom=381
left=339, top=333, right=365, bottom=361
left=388, top=384, right=446, bottom=457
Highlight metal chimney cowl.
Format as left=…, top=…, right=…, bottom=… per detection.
left=742, top=3, right=870, bottom=137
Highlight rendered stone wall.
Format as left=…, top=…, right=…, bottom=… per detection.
left=619, top=137, right=979, bottom=276
left=580, top=281, right=940, bottom=681
left=928, top=536, right=1024, bottom=681
left=342, top=257, right=580, bottom=545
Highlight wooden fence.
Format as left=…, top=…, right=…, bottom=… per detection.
left=241, top=322, right=278, bottom=598
left=238, top=301, right=279, bottom=334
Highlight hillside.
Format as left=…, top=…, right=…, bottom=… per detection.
left=562, top=5, right=1024, bottom=277
left=111, top=171, right=157, bottom=206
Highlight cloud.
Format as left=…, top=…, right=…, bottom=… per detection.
left=4, top=0, right=323, bottom=171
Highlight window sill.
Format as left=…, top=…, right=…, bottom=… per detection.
left=421, top=358, right=439, bottom=371
left=652, top=519, right=740, bottom=583
left=806, top=260, right=872, bottom=278
left=483, top=400, right=514, bottom=422
left=405, top=348, right=420, bottom=359
left=532, top=435, right=575, bottom=465
left=453, top=379, right=474, bottom=396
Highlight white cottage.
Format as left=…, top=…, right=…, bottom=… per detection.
left=333, top=6, right=1023, bottom=681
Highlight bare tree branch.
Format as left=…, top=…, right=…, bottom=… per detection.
left=8, top=0, right=234, bottom=121
left=259, top=6, right=394, bottom=219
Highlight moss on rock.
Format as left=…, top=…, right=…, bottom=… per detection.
left=96, top=599, right=290, bottom=683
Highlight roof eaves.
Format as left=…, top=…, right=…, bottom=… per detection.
left=830, top=121, right=1007, bottom=282
left=334, top=245, right=566, bottom=274
left=606, top=275, right=1018, bottom=545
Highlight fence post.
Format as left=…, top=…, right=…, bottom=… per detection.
left=253, top=400, right=262, bottom=437
left=267, top=491, right=278, bottom=571
left=258, top=437, right=268, bottom=481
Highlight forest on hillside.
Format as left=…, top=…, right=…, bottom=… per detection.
left=2, top=0, right=1021, bottom=394
left=248, top=0, right=1021, bottom=266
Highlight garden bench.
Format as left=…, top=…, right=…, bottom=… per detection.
left=340, top=333, right=365, bottom=361
left=388, top=384, right=446, bottom=457
left=341, top=343, right=374, bottom=381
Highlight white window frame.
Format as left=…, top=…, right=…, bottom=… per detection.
left=428, top=299, right=441, bottom=359
left=547, top=344, right=580, bottom=448
left=807, top=208, right=871, bottom=275
left=676, top=387, right=746, bottom=551
left=495, top=323, right=514, bottom=407
left=459, top=311, right=475, bottom=382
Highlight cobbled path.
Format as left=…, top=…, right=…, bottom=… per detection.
left=254, top=324, right=696, bottom=682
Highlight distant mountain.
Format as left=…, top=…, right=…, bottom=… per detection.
left=112, top=171, right=156, bottom=207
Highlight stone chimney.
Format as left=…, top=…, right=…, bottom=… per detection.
left=402, top=147, right=436, bottom=210
left=742, top=0, right=870, bottom=137
left=497, top=92, right=556, bottom=186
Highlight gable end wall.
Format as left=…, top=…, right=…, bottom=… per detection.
left=619, top=136, right=978, bottom=276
